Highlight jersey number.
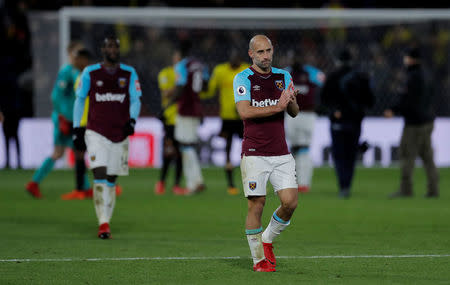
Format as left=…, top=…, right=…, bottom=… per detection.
left=192, top=71, right=203, bottom=93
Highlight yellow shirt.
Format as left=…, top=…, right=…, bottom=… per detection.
left=158, top=66, right=177, bottom=126
left=204, top=62, right=248, bottom=120
left=74, top=75, right=89, bottom=127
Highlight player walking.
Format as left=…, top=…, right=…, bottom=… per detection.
left=73, top=36, right=141, bottom=239
left=171, top=40, right=208, bottom=194
left=26, top=44, right=91, bottom=199
left=154, top=50, right=189, bottom=195
left=234, top=35, right=299, bottom=272
left=285, top=61, right=323, bottom=193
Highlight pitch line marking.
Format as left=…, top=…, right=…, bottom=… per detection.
left=1, top=254, right=450, bottom=263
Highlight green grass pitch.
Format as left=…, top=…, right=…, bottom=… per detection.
left=0, top=167, right=449, bottom=284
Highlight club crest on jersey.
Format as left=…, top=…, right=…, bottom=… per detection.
left=90, top=155, right=96, bottom=162
left=118, top=77, right=127, bottom=88
left=249, top=181, right=257, bottom=191
left=237, top=85, right=247, bottom=96
left=275, top=80, right=284, bottom=90
left=96, top=80, right=104, bottom=87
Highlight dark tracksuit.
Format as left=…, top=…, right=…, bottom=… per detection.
left=320, top=64, right=374, bottom=195
left=393, top=63, right=439, bottom=195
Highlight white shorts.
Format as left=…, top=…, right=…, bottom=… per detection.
left=285, top=111, right=316, bottom=146
left=85, top=129, right=129, bottom=176
left=240, top=154, right=297, bottom=197
left=174, top=115, right=200, bottom=144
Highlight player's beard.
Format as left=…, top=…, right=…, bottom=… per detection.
left=106, top=53, right=120, bottom=64
left=256, top=59, right=271, bottom=72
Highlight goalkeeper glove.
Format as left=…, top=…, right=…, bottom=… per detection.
left=72, top=127, right=86, bottom=151
left=58, top=114, right=73, bottom=135
left=123, top=118, right=136, bottom=137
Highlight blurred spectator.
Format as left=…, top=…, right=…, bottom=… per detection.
left=384, top=47, right=439, bottom=198
left=0, top=0, right=33, bottom=168
left=320, top=48, right=374, bottom=198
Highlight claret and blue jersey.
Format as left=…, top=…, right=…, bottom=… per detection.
left=174, top=57, right=209, bottom=117
left=73, top=63, right=142, bottom=143
left=233, top=66, right=293, bottom=157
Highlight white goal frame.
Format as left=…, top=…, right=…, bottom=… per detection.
left=59, top=7, right=450, bottom=65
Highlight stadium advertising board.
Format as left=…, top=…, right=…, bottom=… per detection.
left=0, top=117, right=449, bottom=168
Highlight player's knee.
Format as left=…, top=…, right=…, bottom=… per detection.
left=92, top=167, right=107, bottom=180
left=74, top=150, right=84, bottom=160
left=52, top=149, right=65, bottom=159
left=107, top=175, right=117, bottom=184
left=248, top=196, right=265, bottom=212
left=281, top=198, right=298, bottom=213
left=292, top=145, right=309, bottom=155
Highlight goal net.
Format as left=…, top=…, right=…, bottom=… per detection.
left=32, top=8, right=450, bottom=117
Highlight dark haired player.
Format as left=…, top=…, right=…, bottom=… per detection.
left=73, top=36, right=142, bottom=239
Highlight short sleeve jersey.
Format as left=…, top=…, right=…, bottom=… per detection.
left=234, top=66, right=292, bottom=156
left=208, top=62, right=249, bottom=120
left=175, top=57, right=207, bottom=117
left=157, top=66, right=177, bottom=126
left=76, top=63, right=142, bottom=142
left=74, top=75, right=90, bottom=127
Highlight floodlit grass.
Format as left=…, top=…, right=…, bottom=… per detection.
left=0, top=167, right=449, bottom=284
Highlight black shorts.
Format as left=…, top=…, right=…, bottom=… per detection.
left=164, top=124, right=175, bottom=140
left=163, top=124, right=180, bottom=149
left=220, top=119, right=243, bottom=139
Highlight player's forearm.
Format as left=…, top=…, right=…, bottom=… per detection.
left=237, top=104, right=282, bottom=120
left=129, top=98, right=141, bottom=120
left=73, top=96, right=86, bottom=127
left=286, top=100, right=299, bottom=118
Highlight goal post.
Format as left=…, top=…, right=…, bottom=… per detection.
left=58, top=7, right=450, bottom=117
left=59, top=7, right=450, bottom=64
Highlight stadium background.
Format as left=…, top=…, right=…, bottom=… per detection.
left=1, top=3, right=449, bottom=284
left=1, top=1, right=450, bottom=169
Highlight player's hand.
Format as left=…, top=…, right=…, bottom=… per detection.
left=334, top=110, right=342, bottom=119
left=123, top=118, right=136, bottom=137
left=278, top=82, right=296, bottom=110
left=72, top=127, right=86, bottom=150
left=384, top=109, right=394, bottom=118
left=58, top=114, right=73, bottom=135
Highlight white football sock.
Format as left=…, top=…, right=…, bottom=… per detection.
left=93, top=180, right=115, bottom=225
left=246, top=227, right=264, bottom=265
left=93, top=181, right=107, bottom=225
left=104, top=183, right=116, bottom=224
left=296, top=148, right=313, bottom=187
left=182, top=147, right=203, bottom=192
left=262, top=209, right=291, bottom=244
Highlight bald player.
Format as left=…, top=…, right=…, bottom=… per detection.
left=234, top=35, right=300, bottom=272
